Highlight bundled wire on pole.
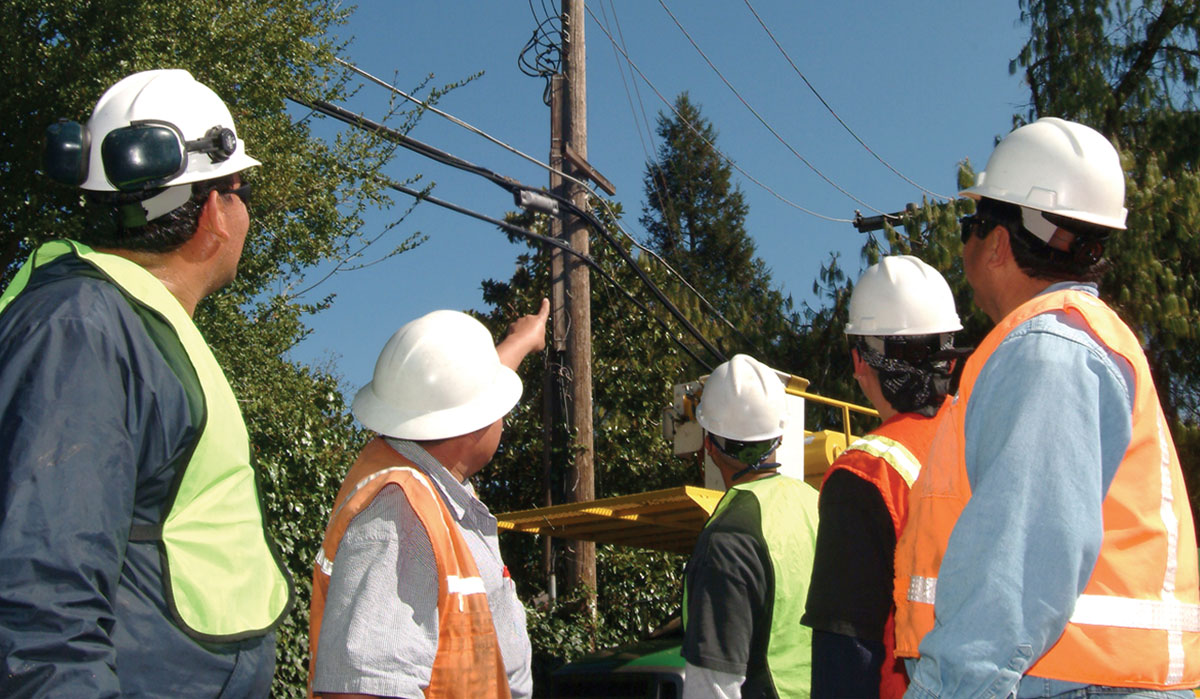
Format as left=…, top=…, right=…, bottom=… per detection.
left=518, top=0, right=563, bottom=106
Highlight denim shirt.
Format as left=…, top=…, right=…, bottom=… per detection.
left=904, top=283, right=1153, bottom=699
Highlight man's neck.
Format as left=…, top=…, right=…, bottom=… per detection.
left=420, top=438, right=483, bottom=483
left=97, top=247, right=203, bottom=316
left=722, top=465, right=776, bottom=490
left=987, top=270, right=1057, bottom=323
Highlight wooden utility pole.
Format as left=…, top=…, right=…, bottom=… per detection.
left=560, top=0, right=596, bottom=598
left=542, top=74, right=566, bottom=594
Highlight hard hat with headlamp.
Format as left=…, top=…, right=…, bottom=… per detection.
left=43, top=70, right=259, bottom=222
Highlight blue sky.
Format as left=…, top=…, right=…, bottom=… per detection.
left=286, top=1, right=1030, bottom=400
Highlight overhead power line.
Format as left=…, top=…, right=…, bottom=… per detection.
left=389, top=178, right=714, bottom=370
left=740, top=0, right=950, bottom=201
left=332, top=54, right=765, bottom=343
left=584, top=4, right=852, bottom=223
left=291, top=95, right=727, bottom=367
left=656, top=0, right=886, bottom=214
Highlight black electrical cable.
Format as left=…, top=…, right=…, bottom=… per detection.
left=542, top=190, right=729, bottom=364
left=381, top=179, right=713, bottom=370
left=292, top=95, right=728, bottom=366
left=332, top=55, right=766, bottom=357
left=297, top=97, right=522, bottom=194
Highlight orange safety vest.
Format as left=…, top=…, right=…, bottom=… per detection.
left=824, top=412, right=940, bottom=699
left=308, top=438, right=511, bottom=699
left=894, top=289, right=1200, bottom=689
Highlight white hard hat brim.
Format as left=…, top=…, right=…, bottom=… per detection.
left=959, top=187, right=1128, bottom=230
left=351, top=366, right=523, bottom=441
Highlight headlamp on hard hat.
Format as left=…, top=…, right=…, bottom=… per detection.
left=45, top=118, right=237, bottom=192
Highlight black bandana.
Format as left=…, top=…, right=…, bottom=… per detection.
left=856, top=336, right=955, bottom=417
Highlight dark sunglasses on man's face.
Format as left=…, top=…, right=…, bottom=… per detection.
left=959, top=214, right=986, bottom=243
left=222, top=182, right=252, bottom=206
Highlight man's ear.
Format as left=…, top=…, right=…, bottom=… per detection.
left=851, top=348, right=867, bottom=378
left=196, top=190, right=232, bottom=244
left=988, top=225, right=1013, bottom=268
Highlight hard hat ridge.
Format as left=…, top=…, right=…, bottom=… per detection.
left=352, top=310, right=523, bottom=441
left=960, top=117, right=1127, bottom=231
left=695, top=354, right=787, bottom=443
left=845, top=256, right=962, bottom=337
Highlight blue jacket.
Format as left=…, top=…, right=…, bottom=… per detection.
left=0, top=255, right=275, bottom=698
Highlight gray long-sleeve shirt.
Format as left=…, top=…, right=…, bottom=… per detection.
left=312, top=438, right=532, bottom=698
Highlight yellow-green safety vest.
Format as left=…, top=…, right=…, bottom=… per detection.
left=0, top=240, right=294, bottom=641
left=684, top=474, right=818, bottom=697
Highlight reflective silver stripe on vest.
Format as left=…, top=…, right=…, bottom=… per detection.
left=845, top=435, right=922, bottom=487
left=1156, top=411, right=1186, bottom=684
left=447, top=574, right=487, bottom=612
left=1070, top=594, right=1200, bottom=633
left=316, top=549, right=333, bottom=576
left=907, top=575, right=937, bottom=604
left=317, top=466, right=443, bottom=579
left=909, top=576, right=1200, bottom=636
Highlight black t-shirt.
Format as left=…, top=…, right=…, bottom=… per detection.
left=683, top=488, right=777, bottom=696
left=802, top=470, right=896, bottom=640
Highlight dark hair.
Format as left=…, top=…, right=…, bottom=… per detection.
left=973, top=198, right=1114, bottom=283
left=854, top=334, right=954, bottom=417
left=79, top=174, right=237, bottom=253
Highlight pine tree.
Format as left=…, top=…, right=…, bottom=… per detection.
left=640, top=93, right=801, bottom=369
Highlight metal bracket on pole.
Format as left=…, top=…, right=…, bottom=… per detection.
left=852, top=203, right=919, bottom=233
left=515, top=189, right=560, bottom=216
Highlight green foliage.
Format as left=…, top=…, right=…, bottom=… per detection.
left=0, top=2, right=458, bottom=694
left=524, top=548, right=684, bottom=688
left=198, top=294, right=367, bottom=695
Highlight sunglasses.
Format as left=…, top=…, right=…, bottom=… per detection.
left=959, top=214, right=987, bottom=243
left=221, top=182, right=252, bottom=206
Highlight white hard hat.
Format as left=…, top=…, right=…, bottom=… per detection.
left=81, top=69, right=260, bottom=192
left=960, top=117, right=1127, bottom=231
left=695, top=354, right=787, bottom=442
left=352, top=310, right=522, bottom=440
left=845, top=255, right=962, bottom=336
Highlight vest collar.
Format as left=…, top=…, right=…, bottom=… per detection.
left=385, top=437, right=480, bottom=523
left=1039, top=280, right=1098, bottom=298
